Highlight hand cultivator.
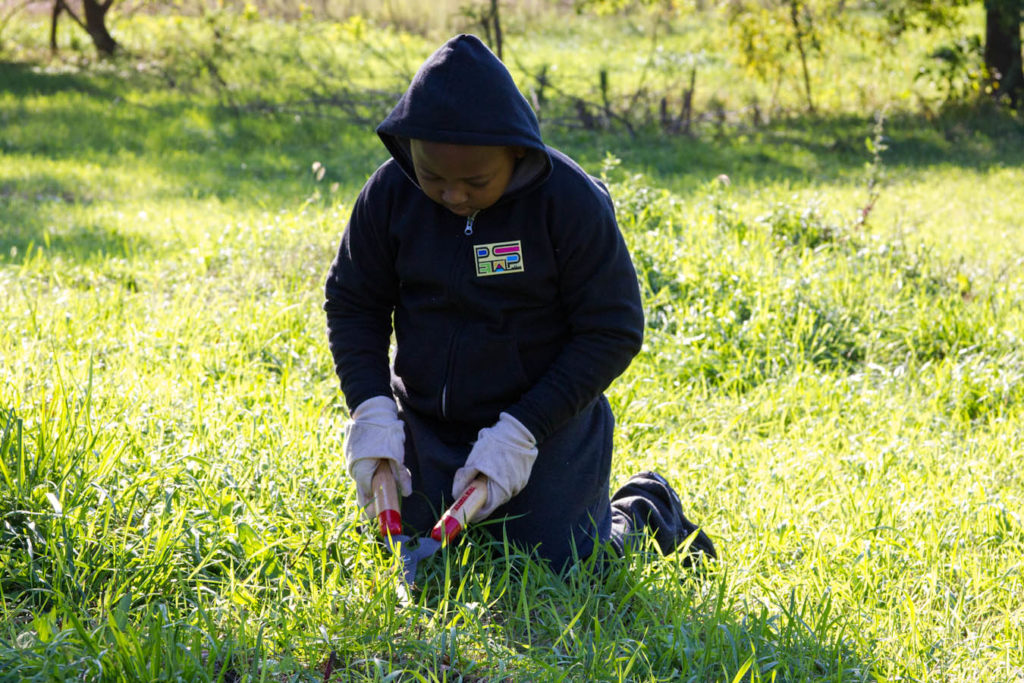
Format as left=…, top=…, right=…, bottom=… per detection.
left=371, top=461, right=487, bottom=588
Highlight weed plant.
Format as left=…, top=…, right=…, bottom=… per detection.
left=2, top=15, right=1023, bottom=683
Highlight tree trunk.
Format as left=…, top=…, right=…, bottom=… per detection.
left=82, top=0, right=117, bottom=56
left=490, top=0, right=503, bottom=61
left=984, top=0, right=1023, bottom=105
left=788, top=0, right=816, bottom=114
left=50, top=0, right=61, bottom=51
left=51, top=0, right=118, bottom=56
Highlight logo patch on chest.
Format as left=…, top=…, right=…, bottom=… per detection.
left=474, top=241, right=524, bottom=277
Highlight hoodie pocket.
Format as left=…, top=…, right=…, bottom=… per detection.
left=393, top=326, right=449, bottom=415
left=446, top=325, right=530, bottom=424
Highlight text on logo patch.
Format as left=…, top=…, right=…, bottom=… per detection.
left=474, top=241, right=523, bottom=277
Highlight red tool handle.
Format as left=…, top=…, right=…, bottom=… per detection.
left=372, top=461, right=403, bottom=537
left=430, top=476, right=488, bottom=543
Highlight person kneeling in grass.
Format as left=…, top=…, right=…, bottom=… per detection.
left=324, top=34, right=715, bottom=569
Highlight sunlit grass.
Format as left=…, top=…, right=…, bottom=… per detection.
left=2, top=12, right=1023, bottom=682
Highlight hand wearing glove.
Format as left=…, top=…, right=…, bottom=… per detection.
left=452, top=412, right=538, bottom=523
left=344, top=395, right=413, bottom=518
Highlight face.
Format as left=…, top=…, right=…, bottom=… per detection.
left=410, top=140, right=522, bottom=216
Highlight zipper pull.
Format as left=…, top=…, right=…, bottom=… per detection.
left=464, top=210, right=479, bottom=236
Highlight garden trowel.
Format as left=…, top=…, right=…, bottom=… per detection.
left=372, top=461, right=487, bottom=586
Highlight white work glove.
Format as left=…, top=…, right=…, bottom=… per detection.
left=344, top=395, right=412, bottom=519
left=452, top=412, right=538, bottom=523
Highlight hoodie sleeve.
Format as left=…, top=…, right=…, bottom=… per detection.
left=324, top=170, right=400, bottom=413
left=504, top=177, right=644, bottom=442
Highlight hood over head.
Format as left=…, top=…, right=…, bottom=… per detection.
left=377, top=34, right=551, bottom=198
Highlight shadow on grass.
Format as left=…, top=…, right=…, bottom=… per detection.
left=0, top=197, right=150, bottom=267
left=0, top=220, right=151, bottom=266
left=0, top=61, right=385, bottom=206
left=0, top=60, right=112, bottom=98
left=0, top=166, right=146, bottom=264
left=549, top=107, right=1024, bottom=193
left=3, top=58, right=1023, bottom=206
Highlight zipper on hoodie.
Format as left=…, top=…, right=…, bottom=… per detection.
left=439, top=327, right=460, bottom=418
left=440, top=324, right=468, bottom=419
left=464, top=210, right=479, bottom=236
left=441, top=211, right=480, bottom=417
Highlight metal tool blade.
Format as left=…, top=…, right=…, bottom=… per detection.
left=393, top=476, right=489, bottom=585
left=372, top=464, right=489, bottom=588
left=391, top=535, right=441, bottom=586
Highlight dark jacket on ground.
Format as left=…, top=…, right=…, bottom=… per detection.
left=324, top=34, right=644, bottom=567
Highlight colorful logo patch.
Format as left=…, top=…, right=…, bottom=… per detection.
left=474, top=241, right=524, bottom=277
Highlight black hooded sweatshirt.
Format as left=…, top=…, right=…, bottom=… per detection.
left=324, top=35, right=644, bottom=566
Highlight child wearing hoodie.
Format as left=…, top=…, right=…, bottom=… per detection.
left=324, top=34, right=715, bottom=570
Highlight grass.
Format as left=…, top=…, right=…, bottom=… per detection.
left=2, top=8, right=1024, bottom=682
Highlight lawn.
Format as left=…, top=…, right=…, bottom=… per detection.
left=1, top=8, right=1023, bottom=682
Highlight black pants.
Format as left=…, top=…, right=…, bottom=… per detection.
left=608, top=471, right=716, bottom=565
left=398, top=401, right=715, bottom=569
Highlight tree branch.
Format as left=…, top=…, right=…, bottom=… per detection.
left=1, top=0, right=34, bottom=34
left=58, top=0, right=87, bottom=30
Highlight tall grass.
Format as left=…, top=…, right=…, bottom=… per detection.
left=2, top=13, right=1023, bottom=683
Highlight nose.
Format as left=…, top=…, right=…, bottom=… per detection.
left=441, top=186, right=468, bottom=206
